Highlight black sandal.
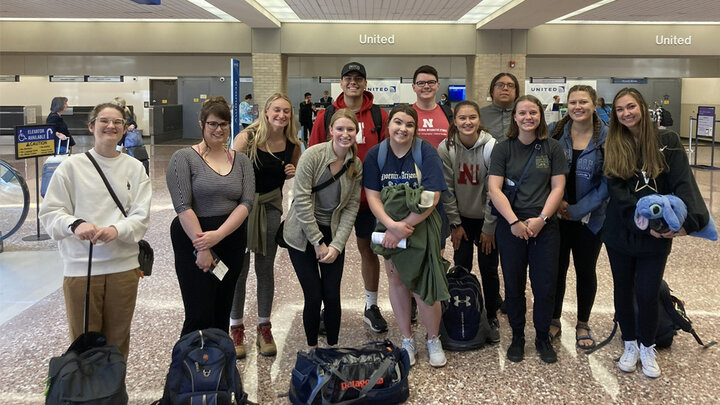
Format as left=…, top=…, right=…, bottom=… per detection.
left=576, top=324, right=596, bottom=350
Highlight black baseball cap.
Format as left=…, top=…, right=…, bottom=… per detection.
left=341, top=62, right=366, bottom=79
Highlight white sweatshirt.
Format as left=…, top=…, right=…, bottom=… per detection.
left=39, top=149, right=151, bottom=277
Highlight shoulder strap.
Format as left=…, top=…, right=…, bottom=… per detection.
left=311, top=159, right=352, bottom=193
left=85, top=152, right=127, bottom=217
left=447, top=141, right=456, bottom=173
left=378, top=138, right=390, bottom=171
left=516, top=142, right=540, bottom=187
left=323, top=105, right=336, bottom=141
left=440, top=104, right=453, bottom=124
left=370, top=104, right=383, bottom=143
left=411, top=137, right=423, bottom=167
left=483, top=137, right=496, bottom=170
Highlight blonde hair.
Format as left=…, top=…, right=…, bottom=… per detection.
left=604, top=88, right=666, bottom=179
left=245, top=93, right=301, bottom=163
left=328, top=108, right=359, bottom=179
left=550, top=85, right=603, bottom=149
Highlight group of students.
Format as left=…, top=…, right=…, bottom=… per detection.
left=38, top=61, right=712, bottom=382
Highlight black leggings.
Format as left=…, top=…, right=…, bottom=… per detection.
left=552, top=219, right=602, bottom=322
left=171, top=215, right=247, bottom=336
left=607, top=246, right=668, bottom=347
left=452, top=216, right=501, bottom=319
left=289, top=225, right=345, bottom=346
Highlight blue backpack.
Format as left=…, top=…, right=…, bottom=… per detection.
left=159, top=328, right=249, bottom=405
left=439, top=266, right=491, bottom=351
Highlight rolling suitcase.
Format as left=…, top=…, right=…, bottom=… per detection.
left=45, top=243, right=128, bottom=404
left=41, top=139, right=69, bottom=198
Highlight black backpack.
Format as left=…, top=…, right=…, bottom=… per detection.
left=324, top=104, right=384, bottom=143
left=587, top=280, right=716, bottom=354
left=439, top=266, right=491, bottom=351
left=45, top=243, right=128, bottom=405
left=659, top=107, right=674, bottom=127
left=158, top=328, right=250, bottom=404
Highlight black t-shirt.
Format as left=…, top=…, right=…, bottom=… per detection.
left=253, top=142, right=295, bottom=194
left=489, top=137, right=568, bottom=218
left=567, top=149, right=583, bottom=205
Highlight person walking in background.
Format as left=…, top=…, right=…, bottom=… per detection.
left=364, top=104, right=450, bottom=368
left=299, top=92, right=316, bottom=145
left=309, top=62, right=390, bottom=334
left=111, top=96, right=137, bottom=150
left=166, top=97, right=255, bottom=337
left=230, top=93, right=301, bottom=358
left=240, top=94, right=254, bottom=129
left=547, top=85, right=609, bottom=349
left=283, top=108, right=362, bottom=348
left=439, top=100, right=501, bottom=343
left=603, top=88, right=711, bottom=378
left=596, top=97, right=611, bottom=125
left=46, top=96, right=76, bottom=153
left=439, top=93, right=450, bottom=107
left=319, top=90, right=333, bottom=107
left=39, top=102, right=151, bottom=360
left=488, top=95, right=567, bottom=364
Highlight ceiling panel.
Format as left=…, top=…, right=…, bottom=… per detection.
left=566, top=0, right=720, bottom=22
left=0, top=0, right=219, bottom=20
left=283, top=0, right=481, bottom=21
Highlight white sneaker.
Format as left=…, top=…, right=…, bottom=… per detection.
left=618, top=340, right=640, bottom=373
left=401, top=336, right=417, bottom=366
left=427, top=336, right=447, bottom=368
left=640, top=343, right=661, bottom=378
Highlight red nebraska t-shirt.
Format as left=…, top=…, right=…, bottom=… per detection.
left=413, top=104, right=450, bottom=148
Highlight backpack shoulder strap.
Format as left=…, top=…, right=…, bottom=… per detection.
left=411, top=137, right=423, bottom=168
left=440, top=104, right=453, bottom=124
left=377, top=138, right=390, bottom=171
left=446, top=141, right=456, bottom=172
left=370, top=104, right=383, bottom=143
left=483, top=137, right=496, bottom=170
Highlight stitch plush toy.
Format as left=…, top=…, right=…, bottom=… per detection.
left=634, top=194, right=718, bottom=241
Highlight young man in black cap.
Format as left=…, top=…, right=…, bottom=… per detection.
left=309, top=61, right=390, bottom=333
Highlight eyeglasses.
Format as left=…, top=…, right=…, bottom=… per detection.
left=494, top=82, right=516, bottom=89
left=415, top=80, right=438, bottom=87
left=342, top=76, right=365, bottom=83
left=96, top=118, right=126, bottom=127
left=205, top=121, right=230, bottom=130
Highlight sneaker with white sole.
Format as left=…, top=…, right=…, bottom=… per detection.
left=618, top=340, right=639, bottom=373
left=401, top=336, right=417, bottom=366
left=640, top=343, right=661, bottom=378
left=363, top=305, right=388, bottom=333
left=427, top=336, right=447, bottom=368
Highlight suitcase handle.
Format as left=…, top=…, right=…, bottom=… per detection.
left=56, top=137, right=70, bottom=156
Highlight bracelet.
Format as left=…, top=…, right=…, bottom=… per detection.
left=509, top=219, right=521, bottom=226
left=69, top=219, right=86, bottom=233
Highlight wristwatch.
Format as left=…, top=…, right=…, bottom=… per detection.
left=539, top=214, right=548, bottom=223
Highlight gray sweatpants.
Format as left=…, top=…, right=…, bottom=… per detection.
left=230, top=206, right=281, bottom=321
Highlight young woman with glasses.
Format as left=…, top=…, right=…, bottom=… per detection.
left=166, top=97, right=255, bottom=337
left=39, top=102, right=151, bottom=360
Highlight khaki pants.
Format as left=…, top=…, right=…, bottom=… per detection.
left=63, top=268, right=140, bottom=360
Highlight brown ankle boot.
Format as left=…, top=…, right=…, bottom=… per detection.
left=230, top=324, right=246, bottom=359
left=256, top=322, right=277, bottom=356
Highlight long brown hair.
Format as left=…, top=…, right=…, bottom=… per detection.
left=604, top=88, right=666, bottom=179
left=506, top=95, right=549, bottom=140
left=550, top=85, right=603, bottom=149
left=446, top=100, right=488, bottom=149
left=328, top=108, right=359, bottom=180
left=245, top=93, right=301, bottom=163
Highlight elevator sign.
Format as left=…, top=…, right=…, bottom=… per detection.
left=15, top=124, right=56, bottom=159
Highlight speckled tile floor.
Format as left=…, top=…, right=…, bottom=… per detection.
left=1, top=143, right=719, bottom=404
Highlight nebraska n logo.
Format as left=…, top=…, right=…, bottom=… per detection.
left=453, top=295, right=471, bottom=307
left=422, top=118, right=434, bottom=128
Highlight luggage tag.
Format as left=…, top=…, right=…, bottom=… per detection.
left=193, top=249, right=228, bottom=281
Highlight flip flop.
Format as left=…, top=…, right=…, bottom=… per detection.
left=550, top=320, right=562, bottom=341
left=576, top=324, right=596, bottom=350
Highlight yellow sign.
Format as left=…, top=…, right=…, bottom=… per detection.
left=17, top=140, right=55, bottom=159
